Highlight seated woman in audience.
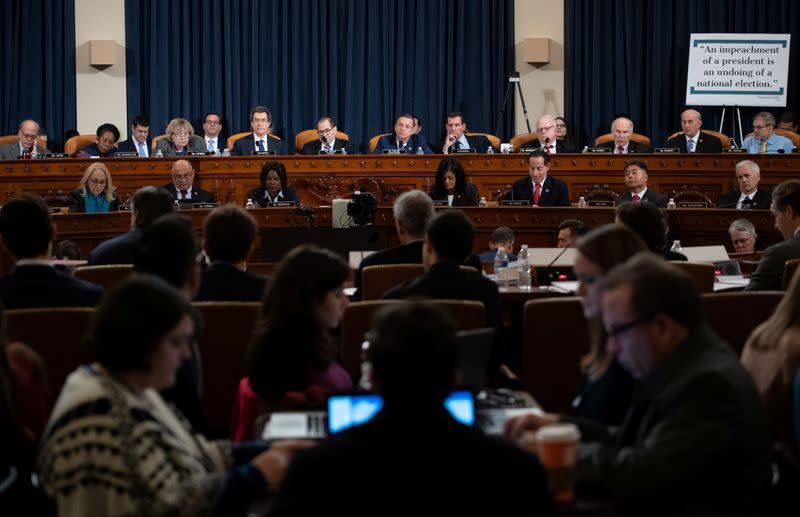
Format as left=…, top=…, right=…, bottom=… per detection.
left=428, top=157, right=479, bottom=206
left=155, top=117, right=207, bottom=156
left=37, top=275, right=307, bottom=516
left=75, top=123, right=119, bottom=158
left=68, top=162, right=119, bottom=213
left=249, top=161, right=299, bottom=206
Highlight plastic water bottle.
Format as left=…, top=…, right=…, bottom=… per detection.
left=578, top=196, right=587, bottom=208
left=478, top=196, right=487, bottom=208
left=494, top=247, right=508, bottom=286
left=486, top=145, right=495, bottom=154
left=358, top=340, right=372, bottom=391
left=245, top=198, right=256, bottom=209
left=222, top=148, right=231, bottom=157
left=517, top=244, right=531, bottom=289
left=341, top=147, right=347, bottom=155
left=155, top=149, right=164, bottom=158
left=670, top=240, right=682, bottom=253
left=667, top=198, right=677, bottom=209
left=416, top=146, right=424, bottom=155
left=173, top=199, right=180, bottom=210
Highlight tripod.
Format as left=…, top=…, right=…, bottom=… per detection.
left=495, top=71, right=532, bottom=139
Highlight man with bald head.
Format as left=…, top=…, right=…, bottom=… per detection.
left=598, top=116, right=650, bottom=154
left=666, top=109, right=723, bottom=153
left=161, top=159, right=215, bottom=203
left=0, top=119, right=49, bottom=160
left=520, top=114, right=578, bottom=153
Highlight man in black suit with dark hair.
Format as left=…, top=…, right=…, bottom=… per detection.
left=200, top=111, right=225, bottom=153
left=161, top=159, right=215, bottom=203
left=510, top=149, right=571, bottom=206
left=0, top=194, right=103, bottom=309
left=440, top=111, right=496, bottom=154
left=195, top=205, right=268, bottom=302
left=300, top=116, right=350, bottom=155
left=116, top=114, right=152, bottom=157
left=518, top=114, right=578, bottom=153
left=666, top=109, right=723, bottom=153
left=598, top=116, right=650, bottom=154
left=231, top=105, right=286, bottom=156
left=616, top=160, right=668, bottom=208
left=716, top=160, right=772, bottom=210
left=373, top=114, right=433, bottom=154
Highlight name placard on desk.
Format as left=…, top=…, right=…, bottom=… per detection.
left=189, top=151, right=214, bottom=156
left=42, top=153, right=69, bottom=158
left=453, top=148, right=477, bottom=154
left=502, top=200, right=531, bottom=206
left=678, top=201, right=709, bottom=208
left=192, top=202, right=219, bottom=209
left=723, top=148, right=747, bottom=153
left=432, top=200, right=449, bottom=206
left=654, top=148, right=680, bottom=153
left=266, top=201, right=295, bottom=207
left=588, top=200, right=615, bottom=207
left=317, top=149, right=346, bottom=155
left=382, top=149, right=405, bottom=154
left=252, top=150, right=276, bottom=156
left=115, top=151, right=138, bottom=158
left=586, top=147, right=611, bottom=153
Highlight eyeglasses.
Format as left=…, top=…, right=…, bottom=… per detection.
left=317, top=127, right=335, bottom=134
left=752, top=124, right=771, bottom=130
left=172, top=133, right=190, bottom=139
left=173, top=173, right=192, bottom=181
left=555, top=124, right=566, bottom=129
left=89, top=179, right=107, bottom=185
left=536, top=126, right=555, bottom=133
left=204, top=120, right=220, bottom=125
left=604, top=313, right=656, bottom=338
left=20, top=132, right=37, bottom=139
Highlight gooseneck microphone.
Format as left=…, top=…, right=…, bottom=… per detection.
left=540, top=244, right=570, bottom=287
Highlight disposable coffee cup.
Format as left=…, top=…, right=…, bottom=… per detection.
left=535, top=423, right=581, bottom=502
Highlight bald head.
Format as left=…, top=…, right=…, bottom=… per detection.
left=680, top=109, right=702, bottom=138
left=611, top=117, right=634, bottom=147
left=170, top=159, right=195, bottom=191
left=536, top=114, right=557, bottom=145
left=18, top=119, right=40, bottom=151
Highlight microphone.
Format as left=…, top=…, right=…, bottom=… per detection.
left=320, top=132, right=328, bottom=145
left=539, top=245, right=570, bottom=287
left=543, top=137, right=550, bottom=150
left=777, top=149, right=785, bottom=154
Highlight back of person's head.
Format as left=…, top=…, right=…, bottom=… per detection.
left=577, top=224, right=647, bottom=272
left=203, top=205, right=256, bottom=263
left=53, top=240, right=81, bottom=260
left=601, top=253, right=701, bottom=330
left=134, top=213, right=197, bottom=288
left=615, top=201, right=666, bottom=252
left=426, top=210, right=474, bottom=263
left=368, top=302, right=456, bottom=407
left=91, top=275, right=192, bottom=374
left=771, top=179, right=800, bottom=214
left=131, top=186, right=175, bottom=228
left=559, top=219, right=589, bottom=238
left=490, top=226, right=515, bottom=244
left=393, top=190, right=434, bottom=238
left=0, top=194, right=52, bottom=259
left=728, top=218, right=757, bottom=236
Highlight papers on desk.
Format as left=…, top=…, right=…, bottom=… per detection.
left=714, top=275, right=750, bottom=291
left=549, top=281, right=579, bottom=293
left=680, top=245, right=730, bottom=263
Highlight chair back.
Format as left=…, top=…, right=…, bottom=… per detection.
left=150, top=133, right=167, bottom=151
left=193, top=301, right=263, bottom=435
left=594, top=132, right=652, bottom=149
left=774, top=128, right=800, bottom=149
left=246, top=262, right=279, bottom=277
left=295, top=129, right=350, bottom=152
left=340, top=300, right=404, bottom=378
left=466, top=132, right=500, bottom=150
left=579, top=184, right=619, bottom=204
left=510, top=133, right=537, bottom=152
left=5, top=307, right=96, bottom=400
left=369, top=133, right=391, bottom=153
left=666, top=129, right=732, bottom=149
left=520, top=297, right=590, bottom=412
left=0, top=134, right=19, bottom=145
left=227, top=131, right=251, bottom=150
left=671, top=185, right=714, bottom=207
left=361, top=263, right=424, bottom=300
left=64, top=135, right=96, bottom=156
left=425, top=299, right=486, bottom=331
left=668, top=261, right=715, bottom=293
left=783, top=258, right=800, bottom=290
left=701, top=291, right=783, bottom=355
left=73, top=264, right=135, bottom=290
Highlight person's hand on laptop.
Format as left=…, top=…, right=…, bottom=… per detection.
left=252, top=439, right=315, bottom=492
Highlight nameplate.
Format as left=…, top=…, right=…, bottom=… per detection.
left=114, top=151, right=138, bottom=158
left=252, top=150, right=276, bottom=156
left=678, top=201, right=708, bottom=208
left=519, top=147, right=538, bottom=153
left=317, top=149, right=346, bottom=155
left=192, top=202, right=219, bottom=209
left=48, top=207, right=64, bottom=214
left=189, top=151, right=214, bottom=156
left=654, top=148, right=680, bottom=153
left=588, top=200, right=615, bottom=207
left=586, top=147, right=611, bottom=153
left=432, top=200, right=448, bottom=206
left=42, top=153, right=68, bottom=158
left=453, top=148, right=477, bottom=154
left=266, top=201, right=295, bottom=207
left=501, top=200, right=531, bottom=206
left=382, top=149, right=405, bottom=154
left=723, top=148, right=746, bottom=153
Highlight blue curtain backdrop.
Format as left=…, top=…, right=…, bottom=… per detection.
left=566, top=0, right=800, bottom=148
left=0, top=0, right=77, bottom=150
left=124, top=0, right=515, bottom=152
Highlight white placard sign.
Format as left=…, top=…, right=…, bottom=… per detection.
left=685, top=33, right=790, bottom=107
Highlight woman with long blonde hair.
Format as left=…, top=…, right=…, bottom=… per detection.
left=68, top=162, right=119, bottom=213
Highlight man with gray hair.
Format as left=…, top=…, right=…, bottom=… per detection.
left=728, top=219, right=758, bottom=254
left=747, top=179, right=800, bottom=290
left=666, top=108, right=722, bottom=153
left=742, top=111, right=793, bottom=154
left=519, top=114, right=578, bottom=153
left=598, top=116, right=650, bottom=153
left=0, top=119, right=49, bottom=160
left=717, top=160, right=771, bottom=209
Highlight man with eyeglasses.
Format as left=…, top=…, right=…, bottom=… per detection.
left=519, top=115, right=578, bottom=153
left=117, top=114, right=152, bottom=157
left=301, top=116, right=350, bottom=155
left=200, top=111, right=224, bottom=153
left=0, top=119, right=48, bottom=160
left=742, top=112, right=793, bottom=154
left=506, top=253, right=771, bottom=515
left=598, top=116, right=650, bottom=154
left=161, top=159, right=215, bottom=204
left=231, top=105, right=286, bottom=156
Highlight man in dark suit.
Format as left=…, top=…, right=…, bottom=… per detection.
left=598, top=116, right=651, bottom=153
left=747, top=180, right=800, bottom=290
left=0, top=195, right=103, bottom=309
left=616, top=160, right=668, bottom=208
left=200, top=111, right=225, bottom=153
left=231, top=105, right=286, bottom=156
left=665, top=109, right=723, bottom=153
left=161, top=159, right=215, bottom=203
left=615, top=201, right=687, bottom=261
left=518, top=114, right=579, bottom=153
left=440, top=111, right=496, bottom=154
left=385, top=209, right=499, bottom=328
left=301, top=116, right=350, bottom=155
left=0, top=119, right=49, bottom=160
left=373, top=114, right=433, bottom=154
left=717, top=160, right=772, bottom=210
left=269, top=302, right=556, bottom=516
left=116, top=114, right=152, bottom=157
left=510, top=149, right=571, bottom=206
left=88, top=186, right=175, bottom=265
left=195, top=205, right=268, bottom=302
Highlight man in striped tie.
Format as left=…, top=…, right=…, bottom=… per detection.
left=301, top=116, right=350, bottom=155
left=599, top=116, right=651, bottom=154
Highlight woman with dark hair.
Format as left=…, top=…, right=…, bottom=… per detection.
left=37, top=275, right=308, bottom=517
left=68, top=161, right=119, bottom=213
left=76, top=123, right=120, bottom=158
left=428, top=157, right=479, bottom=206
left=249, top=161, right=299, bottom=207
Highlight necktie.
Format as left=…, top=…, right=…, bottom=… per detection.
left=545, top=145, right=553, bottom=154
left=533, top=183, right=542, bottom=205
left=138, top=141, right=146, bottom=157
left=207, top=139, right=215, bottom=152
left=617, top=146, right=625, bottom=154
left=452, top=140, right=460, bottom=152
left=741, top=197, right=752, bottom=209
left=323, top=143, right=331, bottom=152
left=632, top=194, right=640, bottom=203
left=257, top=140, right=265, bottom=152
left=180, top=189, right=188, bottom=200
left=759, top=140, right=768, bottom=154
left=686, top=139, right=694, bottom=153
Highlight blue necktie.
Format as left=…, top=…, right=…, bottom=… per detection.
left=207, top=139, right=215, bottom=152
left=687, top=139, right=694, bottom=153
left=257, top=140, right=265, bottom=152
left=138, top=141, right=146, bottom=157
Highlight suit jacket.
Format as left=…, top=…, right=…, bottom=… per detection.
left=0, top=142, right=49, bottom=160
left=442, top=134, right=497, bottom=154
left=746, top=235, right=800, bottom=291
left=116, top=138, right=152, bottom=155
left=428, top=183, right=480, bottom=207
left=572, top=325, right=770, bottom=516
left=300, top=138, right=350, bottom=155
left=666, top=132, right=723, bottom=153
left=520, top=138, right=579, bottom=153
left=616, top=189, right=668, bottom=208
left=354, top=240, right=424, bottom=298
left=154, top=135, right=207, bottom=157
left=716, top=188, right=771, bottom=210
left=162, top=183, right=215, bottom=203
left=0, top=265, right=104, bottom=309
left=67, top=188, right=120, bottom=213
left=268, top=406, right=556, bottom=516
left=373, top=133, right=433, bottom=154
left=510, top=175, right=571, bottom=206
left=231, top=134, right=286, bottom=156
left=249, top=186, right=299, bottom=207
left=194, top=262, right=269, bottom=302
left=76, top=143, right=116, bottom=158
left=88, top=228, right=142, bottom=265
left=598, top=139, right=651, bottom=153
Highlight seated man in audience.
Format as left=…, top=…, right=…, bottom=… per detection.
left=232, top=106, right=286, bottom=156
left=200, top=111, right=224, bottom=153
left=746, top=179, right=800, bottom=291
left=506, top=254, right=771, bottom=515
left=510, top=149, right=571, bottom=206
left=373, top=114, right=433, bottom=154
left=301, top=116, right=349, bottom=155
left=728, top=219, right=759, bottom=254
left=88, top=186, right=174, bottom=265
left=385, top=210, right=499, bottom=328
left=742, top=112, right=794, bottom=154
left=716, top=160, right=771, bottom=209
left=116, top=114, right=152, bottom=157
left=778, top=111, right=798, bottom=133
left=616, top=160, right=668, bottom=207
left=479, top=226, right=516, bottom=262
left=0, top=194, right=103, bottom=308
left=666, top=108, right=723, bottom=153
left=557, top=219, right=589, bottom=248
left=519, top=114, right=578, bottom=153
left=162, top=159, right=215, bottom=203
left=195, top=205, right=268, bottom=302
left=598, top=116, right=650, bottom=153
left=0, top=119, right=48, bottom=160
left=269, top=302, right=555, bottom=515
left=440, top=111, right=496, bottom=154
left=616, top=201, right=687, bottom=261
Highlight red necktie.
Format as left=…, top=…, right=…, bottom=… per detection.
left=544, top=145, right=553, bottom=154
left=617, top=146, right=625, bottom=154
left=533, top=183, right=542, bottom=205
left=632, top=194, right=640, bottom=203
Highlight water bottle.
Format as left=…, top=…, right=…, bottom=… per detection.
left=494, top=246, right=508, bottom=286
left=670, top=240, right=682, bottom=253
left=155, top=149, right=164, bottom=158
left=667, top=198, right=677, bottom=209
left=517, top=244, right=531, bottom=289
left=341, top=147, right=347, bottom=155
left=358, top=339, right=372, bottom=391
left=478, top=196, right=487, bottom=208
left=486, top=145, right=495, bottom=154
left=245, top=198, right=256, bottom=209
left=578, top=196, right=587, bottom=208
left=173, top=199, right=180, bottom=210
left=416, top=146, right=424, bottom=155
left=222, top=148, right=231, bottom=157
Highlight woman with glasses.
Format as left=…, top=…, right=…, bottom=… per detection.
left=155, top=118, right=207, bottom=157
left=76, top=123, right=120, bottom=158
left=68, top=162, right=119, bottom=213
